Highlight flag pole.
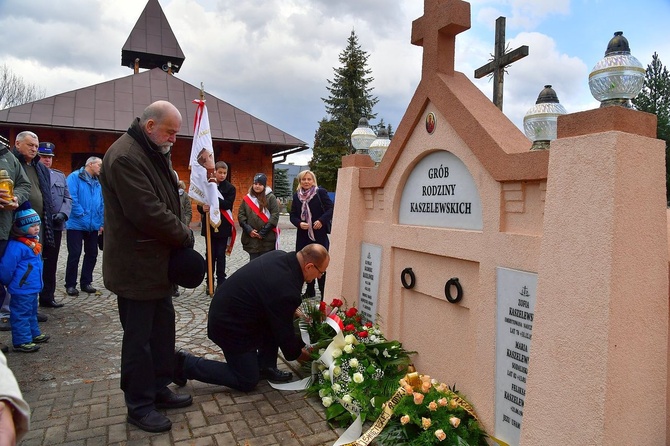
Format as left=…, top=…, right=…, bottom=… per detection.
left=200, top=83, right=214, bottom=297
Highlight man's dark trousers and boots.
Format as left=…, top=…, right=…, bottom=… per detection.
left=118, top=296, right=192, bottom=432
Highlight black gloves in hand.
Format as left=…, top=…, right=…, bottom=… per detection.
left=258, top=223, right=273, bottom=239
left=52, top=212, right=67, bottom=225
left=241, top=222, right=254, bottom=235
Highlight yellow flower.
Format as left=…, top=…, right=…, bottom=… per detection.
left=349, top=358, right=359, bottom=368
left=353, top=372, right=364, bottom=383
left=449, top=416, right=461, bottom=428
left=344, top=344, right=354, bottom=354
left=448, top=398, right=459, bottom=409
left=434, top=429, right=446, bottom=441
left=400, top=415, right=411, bottom=425
left=428, top=401, right=438, bottom=411
left=413, top=393, right=424, bottom=404
left=333, top=366, right=341, bottom=377
left=342, top=394, right=353, bottom=404
left=322, top=396, right=333, bottom=407
left=421, top=417, right=432, bottom=430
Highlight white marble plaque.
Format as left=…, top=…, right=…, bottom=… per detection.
left=358, top=243, right=381, bottom=323
left=495, top=267, right=537, bottom=446
left=399, top=151, right=482, bottom=230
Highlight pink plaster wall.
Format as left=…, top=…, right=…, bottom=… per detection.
left=520, top=129, right=668, bottom=444
left=328, top=82, right=668, bottom=444
left=330, top=94, right=546, bottom=430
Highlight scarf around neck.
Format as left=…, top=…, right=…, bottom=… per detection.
left=17, top=236, right=42, bottom=255
left=298, top=186, right=317, bottom=241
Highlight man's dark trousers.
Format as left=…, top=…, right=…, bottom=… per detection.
left=40, top=229, right=62, bottom=304
left=117, top=295, right=175, bottom=417
left=65, top=229, right=99, bottom=289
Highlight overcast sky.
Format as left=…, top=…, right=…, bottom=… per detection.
left=1, top=0, right=668, bottom=165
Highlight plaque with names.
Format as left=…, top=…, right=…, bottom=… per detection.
left=495, top=267, right=537, bottom=446
left=399, top=151, right=482, bottom=230
left=358, top=243, right=382, bottom=323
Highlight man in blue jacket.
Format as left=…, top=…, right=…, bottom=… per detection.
left=65, top=157, right=103, bottom=296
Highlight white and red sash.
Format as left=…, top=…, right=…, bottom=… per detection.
left=243, top=194, right=280, bottom=249
left=221, top=209, right=237, bottom=255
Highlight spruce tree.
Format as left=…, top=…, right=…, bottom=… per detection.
left=311, top=30, right=380, bottom=192
left=272, top=168, right=292, bottom=200
left=633, top=52, right=670, bottom=202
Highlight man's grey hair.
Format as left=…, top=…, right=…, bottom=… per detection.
left=86, top=156, right=102, bottom=167
left=16, top=131, right=38, bottom=142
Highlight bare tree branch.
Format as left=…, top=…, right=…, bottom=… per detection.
left=0, top=64, right=46, bottom=109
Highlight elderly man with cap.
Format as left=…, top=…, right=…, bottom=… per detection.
left=38, top=142, right=72, bottom=308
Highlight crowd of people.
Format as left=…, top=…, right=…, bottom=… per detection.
left=0, top=99, right=336, bottom=439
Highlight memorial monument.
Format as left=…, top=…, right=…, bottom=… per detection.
left=326, top=0, right=668, bottom=444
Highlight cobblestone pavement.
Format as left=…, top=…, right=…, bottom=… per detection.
left=3, top=215, right=343, bottom=446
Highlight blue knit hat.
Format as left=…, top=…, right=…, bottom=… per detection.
left=14, top=202, right=41, bottom=234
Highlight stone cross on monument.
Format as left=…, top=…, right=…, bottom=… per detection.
left=474, top=16, right=529, bottom=111
left=411, top=0, right=470, bottom=77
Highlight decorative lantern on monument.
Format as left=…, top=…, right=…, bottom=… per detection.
left=523, top=85, right=567, bottom=151
left=588, top=31, right=645, bottom=108
left=368, top=127, right=391, bottom=165
left=350, top=117, right=377, bottom=155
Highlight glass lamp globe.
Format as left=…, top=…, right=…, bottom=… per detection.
left=368, top=127, right=391, bottom=165
left=588, top=31, right=645, bottom=108
left=523, top=85, right=567, bottom=151
left=350, top=117, right=377, bottom=154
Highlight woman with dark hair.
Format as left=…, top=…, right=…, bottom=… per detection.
left=289, top=170, right=333, bottom=299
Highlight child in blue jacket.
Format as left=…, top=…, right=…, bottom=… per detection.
left=0, top=203, right=50, bottom=352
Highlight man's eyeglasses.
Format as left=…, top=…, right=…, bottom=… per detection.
left=312, top=263, right=325, bottom=277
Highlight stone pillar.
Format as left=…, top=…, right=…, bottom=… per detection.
left=521, top=108, right=668, bottom=445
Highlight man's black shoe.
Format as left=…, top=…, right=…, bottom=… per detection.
left=173, top=349, right=188, bottom=387
left=155, top=389, right=192, bottom=410
left=37, top=312, right=48, bottom=323
left=66, top=287, right=79, bottom=296
left=259, top=367, right=293, bottom=382
left=127, top=410, right=172, bottom=433
left=81, top=284, right=97, bottom=294
left=40, top=299, right=64, bottom=308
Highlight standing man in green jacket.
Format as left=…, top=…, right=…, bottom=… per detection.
left=0, top=137, right=31, bottom=349
left=100, top=100, right=194, bottom=433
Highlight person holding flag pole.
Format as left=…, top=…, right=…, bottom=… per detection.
left=189, top=90, right=236, bottom=296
